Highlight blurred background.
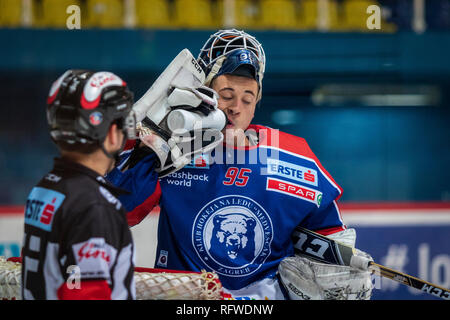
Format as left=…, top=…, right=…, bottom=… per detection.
left=0, top=0, right=449, bottom=300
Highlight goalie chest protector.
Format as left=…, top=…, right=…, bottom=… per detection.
left=154, top=124, right=345, bottom=296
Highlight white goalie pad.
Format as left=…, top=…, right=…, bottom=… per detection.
left=278, top=255, right=373, bottom=300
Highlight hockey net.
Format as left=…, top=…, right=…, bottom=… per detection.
left=0, top=257, right=223, bottom=300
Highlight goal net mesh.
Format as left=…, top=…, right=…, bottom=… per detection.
left=0, top=257, right=223, bottom=300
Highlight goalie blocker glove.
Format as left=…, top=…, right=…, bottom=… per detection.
left=130, top=85, right=226, bottom=177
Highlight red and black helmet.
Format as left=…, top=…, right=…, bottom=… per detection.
left=46, top=69, right=134, bottom=146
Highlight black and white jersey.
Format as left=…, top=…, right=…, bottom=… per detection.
left=22, top=157, right=135, bottom=300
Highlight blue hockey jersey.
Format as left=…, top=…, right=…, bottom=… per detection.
left=107, top=125, right=346, bottom=299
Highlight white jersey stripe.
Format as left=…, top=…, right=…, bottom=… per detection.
left=43, top=242, right=64, bottom=300
left=111, top=243, right=135, bottom=300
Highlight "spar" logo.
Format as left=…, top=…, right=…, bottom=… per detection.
left=266, top=178, right=322, bottom=207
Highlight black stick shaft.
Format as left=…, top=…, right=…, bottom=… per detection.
left=369, top=262, right=450, bottom=300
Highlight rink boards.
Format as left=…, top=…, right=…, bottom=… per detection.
left=1, top=203, right=449, bottom=300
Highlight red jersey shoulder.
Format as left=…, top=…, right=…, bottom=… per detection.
left=252, top=124, right=315, bottom=158
left=252, top=124, right=343, bottom=197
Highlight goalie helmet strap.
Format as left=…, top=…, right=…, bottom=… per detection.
left=204, top=56, right=226, bottom=87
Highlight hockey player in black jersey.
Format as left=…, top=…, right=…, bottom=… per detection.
left=21, top=70, right=137, bottom=299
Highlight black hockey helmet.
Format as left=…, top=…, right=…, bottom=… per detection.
left=46, top=69, right=135, bottom=149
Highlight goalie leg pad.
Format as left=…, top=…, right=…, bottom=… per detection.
left=278, top=255, right=373, bottom=300
left=326, top=227, right=357, bottom=247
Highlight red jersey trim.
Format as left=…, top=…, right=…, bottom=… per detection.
left=257, top=125, right=344, bottom=199
left=124, top=139, right=137, bottom=151
left=314, top=225, right=346, bottom=236
left=127, top=181, right=162, bottom=227
left=57, top=280, right=112, bottom=300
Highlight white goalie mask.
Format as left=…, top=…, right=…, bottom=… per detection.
left=197, top=29, right=266, bottom=100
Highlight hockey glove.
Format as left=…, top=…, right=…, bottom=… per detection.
left=137, top=85, right=225, bottom=177
left=127, top=49, right=226, bottom=177
left=278, top=254, right=373, bottom=300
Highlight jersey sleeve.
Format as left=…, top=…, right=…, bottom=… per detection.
left=302, top=198, right=346, bottom=235
left=106, top=151, right=161, bottom=226
left=292, top=139, right=346, bottom=234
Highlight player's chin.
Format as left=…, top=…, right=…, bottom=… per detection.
left=224, top=124, right=246, bottom=135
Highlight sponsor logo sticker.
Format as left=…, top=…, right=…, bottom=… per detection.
left=266, top=159, right=318, bottom=187
left=89, top=111, right=103, bottom=126
left=24, top=187, right=65, bottom=232
left=156, top=250, right=168, bottom=267
left=81, top=72, right=124, bottom=109
left=44, top=173, right=62, bottom=183
left=185, top=154, right=210, bottom=169
left=239, top=52, right=249, bottom=61
left=266, top=178, right=322, bottom=207
left=72, top=237, right=117, bottom=279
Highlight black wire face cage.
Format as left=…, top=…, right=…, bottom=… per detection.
left=198, top=29, right=266, bottom=76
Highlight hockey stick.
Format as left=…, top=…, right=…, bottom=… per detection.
left=292, top=227, right=449, bottom=300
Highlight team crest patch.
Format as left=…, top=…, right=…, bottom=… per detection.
left=192, top=195, right=273, bottom=277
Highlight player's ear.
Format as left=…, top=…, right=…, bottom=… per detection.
left=105, top=123, right=121, bottom=149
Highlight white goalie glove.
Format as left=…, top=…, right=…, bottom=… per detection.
left=128, top=49, right=226, bottom=177
left=278, top=228, right=374, bottom=300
